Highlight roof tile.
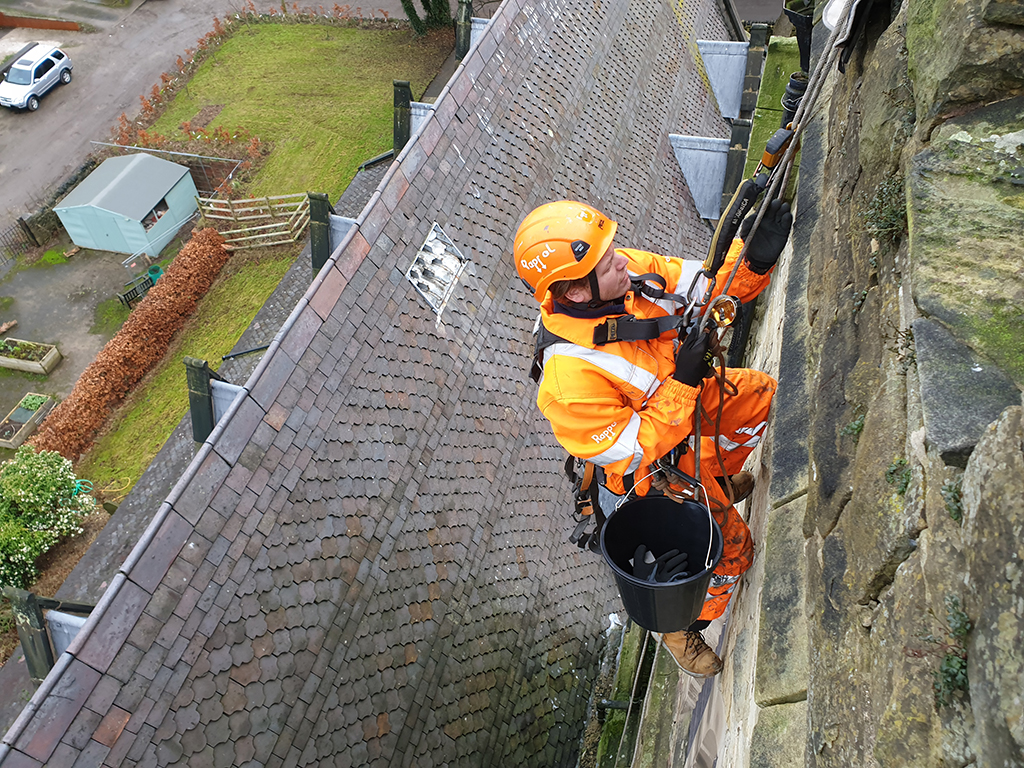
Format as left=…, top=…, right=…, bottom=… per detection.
left=14, top=660, right=100, bottom=762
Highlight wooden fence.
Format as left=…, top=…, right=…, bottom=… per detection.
left=195, top=193, right=310, bottom=250
left=0, top=12, right=80, bottom=31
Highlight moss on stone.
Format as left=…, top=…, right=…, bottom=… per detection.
left=594, top=622, right=645, bottom=766
left=745, top=37, right=802, bottom=180
left=965, top=302, right=1024, bottom=385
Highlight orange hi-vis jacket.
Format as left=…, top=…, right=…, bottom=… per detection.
left=535, top=241, right=772, bottom=498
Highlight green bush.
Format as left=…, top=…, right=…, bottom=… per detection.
left=841, top=414, right=865, bottom=438
left=0, top=446, right=92, bottom=588
left=18, top=395, right=47, bottom=412
left=933, top=595, right=971, bottom=709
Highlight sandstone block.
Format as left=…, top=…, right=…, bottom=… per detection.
left=907, top=0, right=1024, bottom=127
left=961, top=406, right=1024, bottom=764
left=750, top=700, right=807, bottom=768
left=912, top=319, right=1020, bottom=467
left=755, top=496, right=808, bottom=706
left=908, top=97, right=1024, bottom=391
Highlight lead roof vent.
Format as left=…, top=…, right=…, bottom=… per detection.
left=406, top=222, right=470, bottom=316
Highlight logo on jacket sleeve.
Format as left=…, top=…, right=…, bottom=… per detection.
left=591, top=422, right=618, bottom=443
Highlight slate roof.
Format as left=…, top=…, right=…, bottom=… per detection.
left=54, top=153, right=190, bottom=221
left=0, top=0, right=739, bottom=764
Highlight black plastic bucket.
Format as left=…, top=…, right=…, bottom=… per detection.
left=600, top=496, right=723, bottom=633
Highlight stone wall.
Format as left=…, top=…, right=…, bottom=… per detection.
left=737, top=0, right=1024, bottom=763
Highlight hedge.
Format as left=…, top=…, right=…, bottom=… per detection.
left=30, top=228, right=230, bottom=461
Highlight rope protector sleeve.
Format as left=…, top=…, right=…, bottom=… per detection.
left=704, top=176, right=764, bottom=276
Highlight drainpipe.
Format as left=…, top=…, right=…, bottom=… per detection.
left=184, top=357, right=225, bottom=443
left=393, top=80, right=413, bottom=155
left=2, top=587, right=53, bottom=683
left=455, top=0, right=473, bottom=60
left=308, top=192, right=335, bottom=273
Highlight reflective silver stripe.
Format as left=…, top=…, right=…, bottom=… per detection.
left=716, top=433, right=764, bottom=452
left=711, top=573, right=740, bottom=587
left=543, top=343, right=660, bottom=398
left=675, top=259, right=707, bottom=298
left=735, top=421, right=767, bottom=436
left=587, top=411, right=643, bottom=473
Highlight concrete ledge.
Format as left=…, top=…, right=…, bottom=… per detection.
left=754, top=496, right=809, bottom=706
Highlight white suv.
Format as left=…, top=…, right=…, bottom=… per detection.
left=0, top=44, right=73, bottom=111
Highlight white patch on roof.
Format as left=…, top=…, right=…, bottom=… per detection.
left=407, top=222, right=470, bottom=319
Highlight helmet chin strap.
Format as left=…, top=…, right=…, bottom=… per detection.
left=586, top=271, right=605, bottom=309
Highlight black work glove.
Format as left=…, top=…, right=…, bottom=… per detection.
left=673, top=325, right=712, bottom=387
left=632, top=545, right=690, bottom=583
left=740, top=199, right=793, bottom=274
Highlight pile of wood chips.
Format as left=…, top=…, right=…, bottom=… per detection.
left=30, top=228, right=230, bottom=461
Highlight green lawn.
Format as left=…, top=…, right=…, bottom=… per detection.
left=76, top=249, right=295, bottom=498
left=151, top=25, right=452, bottom=201
left=72, top=23, right=452, bottom=496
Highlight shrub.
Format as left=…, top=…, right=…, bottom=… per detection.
left=933, top=595, right=971, bottom=709
left=19, top=395, right=48, bottom=411
left=941, top=476, right=963, bottom=524
left=841, top=414, right=865, bottom=438
left=0, top=446, right=93, bottom=588
left=861, top=175, right=906, bottom=246
left=399, top=0, right=450, bottom=35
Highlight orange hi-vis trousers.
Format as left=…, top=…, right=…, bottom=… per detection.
left=671, top=368, right=775, bottom=622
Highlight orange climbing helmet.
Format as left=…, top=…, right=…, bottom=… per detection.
left=513, top=200, right=618, bottom=300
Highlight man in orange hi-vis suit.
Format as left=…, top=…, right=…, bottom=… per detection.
left=513, top=199, right=791, bottom=678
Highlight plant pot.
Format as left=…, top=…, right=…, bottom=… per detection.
left=0, top=393, right=55, bottom=449
left=0, top=338, right=62, bottom=375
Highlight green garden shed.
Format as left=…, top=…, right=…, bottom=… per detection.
left=54, top=153, right=198, bottom=257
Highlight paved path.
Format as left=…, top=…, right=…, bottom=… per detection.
left=0, top=246, right=130, bottom=422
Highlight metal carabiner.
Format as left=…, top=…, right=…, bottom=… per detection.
left=684, top=269, right=716, bottom=318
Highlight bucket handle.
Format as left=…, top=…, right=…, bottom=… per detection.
left=619, top=472, right=717, bottom=571
left=695, top=482, right=715, bottom=571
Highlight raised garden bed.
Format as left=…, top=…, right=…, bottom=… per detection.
left=0, top=337, right=61, bottom=375
left=0, top=393, right=55, bottom=449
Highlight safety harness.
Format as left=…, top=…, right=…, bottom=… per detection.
left=532, top=273, right=706, bottom=549
left=529, top=274, right=693, bottom=383
left=526, top=0, right=858, bottom=551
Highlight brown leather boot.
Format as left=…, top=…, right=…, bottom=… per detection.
left=716, top=471, right=755, bottom=504
left=658, top=630, right=724, bottom=678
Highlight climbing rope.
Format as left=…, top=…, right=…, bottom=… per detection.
left=716, top=0, right=855, bottom=300
left=683, top=1, right=857, bottom=509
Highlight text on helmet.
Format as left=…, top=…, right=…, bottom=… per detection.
left=521, top=243, right=556, bottom=273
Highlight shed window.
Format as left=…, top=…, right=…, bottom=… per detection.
left=144, top=199, right=169, bottom=231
